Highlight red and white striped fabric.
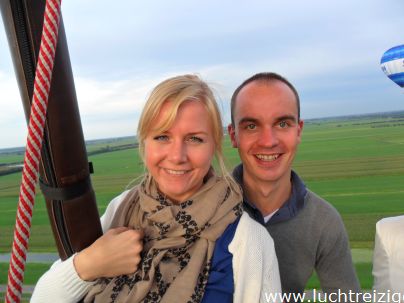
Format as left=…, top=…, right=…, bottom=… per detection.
left=6, top=1, right=62, bottom=302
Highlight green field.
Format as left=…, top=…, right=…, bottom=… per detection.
left=1, top=113, right=404, bottom=291
left=296, top=118, right=404, bottom=248
left=0, top=154, right=23, bottom=164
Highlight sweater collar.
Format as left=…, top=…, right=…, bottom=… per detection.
left=232, top=164, right=307, bottom=225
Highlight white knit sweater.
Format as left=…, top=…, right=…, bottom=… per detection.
left=31, top=191, right=281, bottom=303
left=373, top=215, right=404, bottom=295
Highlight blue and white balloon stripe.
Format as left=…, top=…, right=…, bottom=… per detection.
left=380, top=44, right=404, bottom=88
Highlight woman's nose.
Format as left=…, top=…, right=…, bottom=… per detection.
left=167, top=140, right=187, bottom=163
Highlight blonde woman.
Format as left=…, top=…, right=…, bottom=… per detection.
left=32, top=75, right=281, bottom=303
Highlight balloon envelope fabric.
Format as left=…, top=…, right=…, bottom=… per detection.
left=381, top=44, right=404, bottom=88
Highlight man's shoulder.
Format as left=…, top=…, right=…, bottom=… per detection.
left=303, top=189, right=342, bottom=219
left=285, top=188, right=345, bottom=233
left=268, top=188, right=346, bottom=238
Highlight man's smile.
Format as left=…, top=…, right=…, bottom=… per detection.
left=254, top=154, right=280, bottom=162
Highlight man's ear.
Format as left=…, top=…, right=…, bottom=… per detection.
left=228, top=123, right=238, bottom=148
left=297, top=119, right=304, bottom=143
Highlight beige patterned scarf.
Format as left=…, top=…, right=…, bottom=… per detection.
left=85, top=174, right=242, bottom=303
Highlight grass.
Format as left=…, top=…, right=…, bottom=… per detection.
left=0, top=293, right=31, bottom=303
left=0, top=263, right=51, bottom=284
left=85, top=136, right=136, bottom=153
left=0, top=263, right=50, bottom=303
left=0, top=154, right=23, bottom=164
left=1, top=114, right=404, bottom=290
left=293, top=119, right=404, bottom=248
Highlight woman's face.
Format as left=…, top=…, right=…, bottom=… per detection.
left=144, top=100, right=216, bottom=203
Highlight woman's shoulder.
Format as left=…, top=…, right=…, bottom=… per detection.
left=239, top=213, right=273, bottom=237
left=100, top=188, right=137, bottom=232
left=106, top=190, right=131, bottom=209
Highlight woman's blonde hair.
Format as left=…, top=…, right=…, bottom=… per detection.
left=137, top=74, right=234, bottom=185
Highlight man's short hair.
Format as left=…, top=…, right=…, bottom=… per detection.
left=230, top=72, right=300, bottom=125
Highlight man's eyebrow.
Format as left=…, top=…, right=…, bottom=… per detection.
left=237, top=115, right=298, bottom=125
left=276, top=115, right=298, bottom=122
left=237, top=117, right=259, bottom=125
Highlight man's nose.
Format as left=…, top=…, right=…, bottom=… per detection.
left=167, top=140, right=187, bottom=163
left=257, top=127, right=279, bottom=148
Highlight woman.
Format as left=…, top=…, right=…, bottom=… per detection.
left=31, top=74, right=281, bottom=303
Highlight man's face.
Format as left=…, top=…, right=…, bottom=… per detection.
left=228, top=81, right=303, bottom=185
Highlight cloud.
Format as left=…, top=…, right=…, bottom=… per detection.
left=1, top=0, right=403, bottom=148
left=0, top=71, right=28, bottom=148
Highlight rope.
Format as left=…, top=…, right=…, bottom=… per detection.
left=5, top=1, right=62, bottom=302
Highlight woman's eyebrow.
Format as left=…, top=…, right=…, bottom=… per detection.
left=187, top=131, right=209, bottom=136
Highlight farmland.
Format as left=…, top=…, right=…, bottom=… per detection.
left=1, top=111, right=404, bottom=291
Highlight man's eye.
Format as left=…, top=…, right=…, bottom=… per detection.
left=246, top=124, right=256, bottom=130
left=153, top=135, right=169, bottom=141
left=279, top=121, right=289, bottom=128
left=188, top=136, right=203, bottom=143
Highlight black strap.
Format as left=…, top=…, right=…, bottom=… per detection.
left=89, top=161, right=94, bottom=174
left=39, top=176, right=92, bottom=201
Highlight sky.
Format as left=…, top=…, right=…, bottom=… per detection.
left=0, top=0, right=403, bottom=149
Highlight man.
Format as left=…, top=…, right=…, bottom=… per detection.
left=228, top=72, right=361, bottom=299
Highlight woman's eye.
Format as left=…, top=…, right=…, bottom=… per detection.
left=188, top=136, right=203, bottom=143
left=153, top=135, right=169, bottom=141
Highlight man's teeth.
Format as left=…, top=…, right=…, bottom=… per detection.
left=165, top=169, right=188, bottom=175
left=256, top=154, right=279, bottom=161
